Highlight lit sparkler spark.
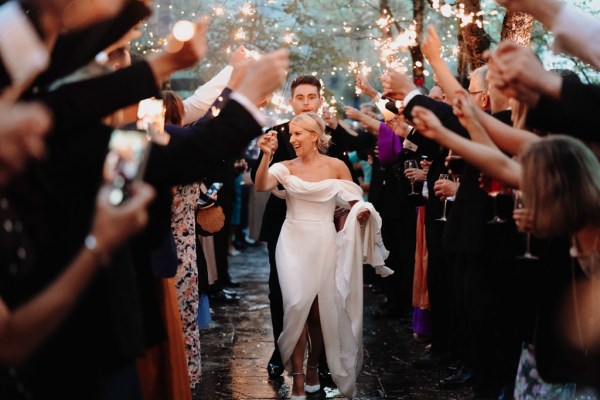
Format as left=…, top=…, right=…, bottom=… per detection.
left=241, top=2, right=255, bottom=16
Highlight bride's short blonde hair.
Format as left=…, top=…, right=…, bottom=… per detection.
left=289, top=112, right=331, bottom=153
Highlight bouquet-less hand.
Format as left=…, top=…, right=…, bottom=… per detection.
left=380, top=68, right=417, bottom=102
left=322, top=107, right=339, bottom=129
left=0, top=101, right=52, bottom=187
left=258, top=130, right=278, bottom=156
left=404, top=167, right=427, bottom=183
left=452, top=89, right=480, bottom=127
left=356, top=208, right=371, bottom=224
left=90, top=182, right=155, bottom=257
left=420, top=26, right=443, bottom=63
left=356, top=73, right=378, bottom=99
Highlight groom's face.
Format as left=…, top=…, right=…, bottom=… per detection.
left=289, top=84, right=322, bottom=116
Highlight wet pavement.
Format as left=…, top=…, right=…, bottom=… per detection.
left=193, top=244, right=473, bottom=400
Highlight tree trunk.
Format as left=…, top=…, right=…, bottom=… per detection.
left=410, top=0, right=425, bottom=86
left=457, top=29, right=470, bottom=84
left=458, top=0, right=491, bottom=71
left=501, top=11, right=534, bottom=46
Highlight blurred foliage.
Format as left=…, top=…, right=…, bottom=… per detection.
left=132, top=0, right=599, bottom=110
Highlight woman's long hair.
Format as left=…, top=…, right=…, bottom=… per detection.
left=520, top=135, right=600, bottom=238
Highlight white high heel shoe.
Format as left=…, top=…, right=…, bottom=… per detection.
left=289, top=371, right=306, bottom=400
left=304, top=364, right=321, bottom=394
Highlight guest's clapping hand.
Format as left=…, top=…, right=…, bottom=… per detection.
left=0, top=102, right=52, bottom=187
left=356, top=208, right=371, bottom=224
left=434, top=178, right=457, bottom=201
left=411, top=106, right=444, bottom=140
left=380, top=69, right=417, bottom=101
left=421, top=26, right=443, bottom=63
left=236, top=49, right=289, bottom=106
left=90, top=182, right=155, bottom=257
left=512, top=207, right=533, bottom=232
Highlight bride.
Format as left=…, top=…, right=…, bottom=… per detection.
left=255, top=112, right=390, bottom=399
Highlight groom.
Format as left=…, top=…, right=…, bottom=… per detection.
left=251, top=75, right=374, bottom=382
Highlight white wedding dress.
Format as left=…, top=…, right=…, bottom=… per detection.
left=268, top=163, right=391, bottom=399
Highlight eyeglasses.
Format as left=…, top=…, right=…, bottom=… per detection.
left=468, top=90, right=484, bottom=95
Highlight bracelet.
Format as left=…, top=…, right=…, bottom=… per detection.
left=84, top=235, right=111, bottom=267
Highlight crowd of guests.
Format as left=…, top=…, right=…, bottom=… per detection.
left=0, top=0, right=599, bottom=399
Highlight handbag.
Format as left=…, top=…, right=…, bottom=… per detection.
left=195, top=191, right=225, bottom=236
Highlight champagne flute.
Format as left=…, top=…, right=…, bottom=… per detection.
left=436, top=173, right=450, bottom=221
left=481, top=174, right=506, bottom=224
left=404, top=159, right=419, bottom=196
left=514, top=190, right=538, bottom=260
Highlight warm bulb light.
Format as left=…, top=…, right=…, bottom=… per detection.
left=173, top=20, right=195, bottom=42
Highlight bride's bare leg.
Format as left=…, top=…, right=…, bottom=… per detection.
left=306, top=297, right=323, bottom=386
left=291, top=325, right=308, bottom=395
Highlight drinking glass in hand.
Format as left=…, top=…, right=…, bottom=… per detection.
left=481, top=174, right=506, bottom=224
left=404, top=159, right=419, bottom=196
left=436, top=173, right=450, bottom=221
left=514, top=190, right=538, bottom=260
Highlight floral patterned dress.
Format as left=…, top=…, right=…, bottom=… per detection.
left=171, top=183, right=202, bottom=387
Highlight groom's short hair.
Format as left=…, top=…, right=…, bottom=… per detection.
left=290, top=75, right=321, bottom=97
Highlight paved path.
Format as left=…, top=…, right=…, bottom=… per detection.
left=193, top=244, right=473, bottom=400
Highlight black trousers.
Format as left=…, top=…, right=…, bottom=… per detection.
left=267, top=240, right=284, bottom=364
left=425, top=220, right=452, bottom=355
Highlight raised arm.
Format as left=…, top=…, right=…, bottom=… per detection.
left=182, top=46, right=248, bottom=125
left=0, top=182, right=154, bottom=365
left=411, top=106, right=521, bottom=187
left=421, top=26, right=464, bottom=104
left=344, top=106, right=380, bottom=136
left=254, top=131, right=280, bottom=191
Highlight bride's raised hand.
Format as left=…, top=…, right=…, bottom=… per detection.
left=411, top=106, right=444, bottom=140
left=258, top=130, right=277, bottom=156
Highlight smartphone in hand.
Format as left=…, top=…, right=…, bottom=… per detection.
left=103, top=129, right=151, bottom=206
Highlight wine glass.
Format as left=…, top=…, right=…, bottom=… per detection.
left=481, top=174, right=505, bottom=224
left=404, top=159, right=419, bottom=196
left=514, top=190, right=538, bottom=260
left=436, top=173, right=450, bottom=221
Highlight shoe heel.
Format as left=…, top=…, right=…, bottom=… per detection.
left=304, top=383, right=320, bottom=394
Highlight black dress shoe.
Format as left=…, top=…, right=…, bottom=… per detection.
left=413, top=351, right=451, bottom=369
left=209, top=290, right=239, bottom=303
left=318, top=367, right=336, bottom=389
left=267, top=362, right=284, bottom=378
left=438, top=366, right=473, bottom=388
left=223, top=280, right=241, bottom=288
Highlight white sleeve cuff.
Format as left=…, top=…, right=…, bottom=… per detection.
left=182, top=65, right=233, bottom=125
left=0, top=1, right=49, bottom=86
left=230, top=92, right=268, bottom=127
left=403, top=89, right=422, bottom=107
